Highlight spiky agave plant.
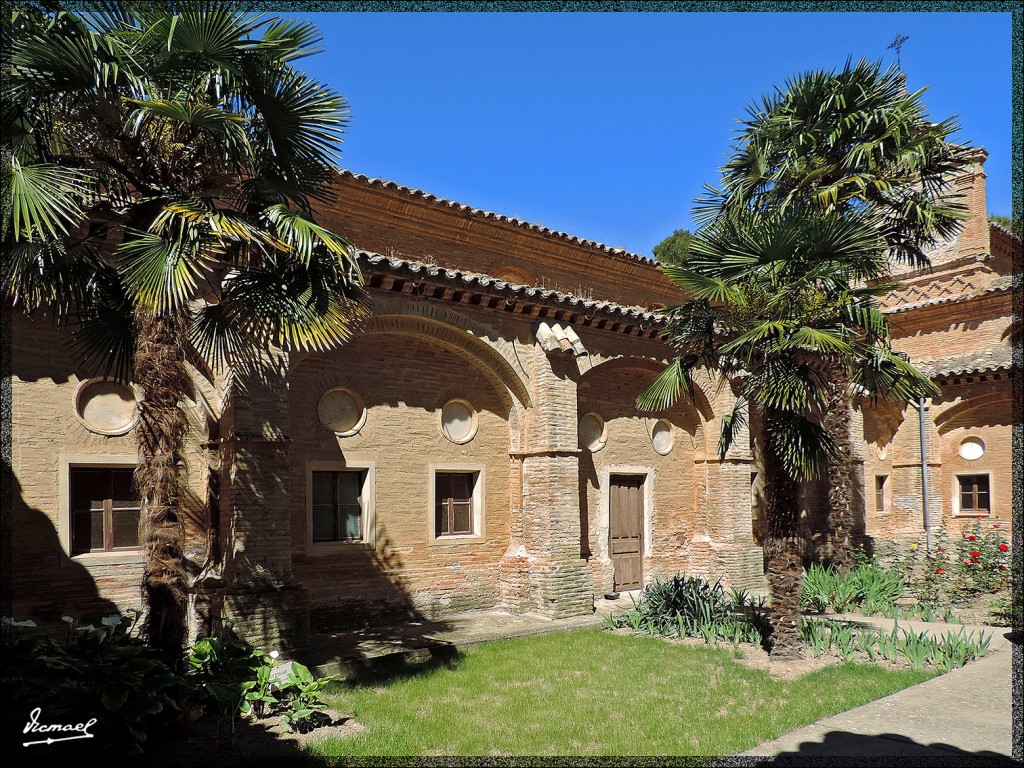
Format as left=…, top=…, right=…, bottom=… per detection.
left=6, top=5, right=370, bottom=667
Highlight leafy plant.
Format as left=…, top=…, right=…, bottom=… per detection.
left=608, top=574, right=768, bottom=647
left=2, top=613, right=185, bottom=755
left=276, top=662, right=338, bottom=733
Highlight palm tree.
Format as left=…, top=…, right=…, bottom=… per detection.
left=639, top=206, right=937, bottom=657
left=5, top=5, right=369, bottom=667
left=697, top=59, right=973, bottom=571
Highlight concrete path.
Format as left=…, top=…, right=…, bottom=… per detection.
left=740, top=617, right=1019, bottom=762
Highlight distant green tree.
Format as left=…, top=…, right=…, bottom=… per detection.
left=988, top=214, right=1020, bottom=239
left=652, top=229, right=692, bottom=265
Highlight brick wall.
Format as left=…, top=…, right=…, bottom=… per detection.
left=8, top=314, right=208, bottom=622
left=288, top=331, right=513, bottom=627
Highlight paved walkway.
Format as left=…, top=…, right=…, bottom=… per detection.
left=740, top=615, right=1019, bottom=762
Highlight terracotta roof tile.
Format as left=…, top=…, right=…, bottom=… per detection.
left=339, top=170, right=660, bottom=267
left=358, top=251, right=664, bottom=325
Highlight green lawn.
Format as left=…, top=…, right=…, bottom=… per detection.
left=309, top=629, right=935, bottom=757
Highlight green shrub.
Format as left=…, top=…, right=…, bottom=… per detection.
left=608, top=574, right=767, bottom=646
left=2, top=613, right=185, bottom=756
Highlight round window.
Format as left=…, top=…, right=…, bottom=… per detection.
left=651, top=419, right=674, bottom=455
left=75, top=378, right=138, bottom=436
left=441, top=399, right=478, bottom=444
left=317, top=387, right=366, bottom=436
left=959, top=437, right=985, bottom=461
left=578, top=413, right=607, bottom=452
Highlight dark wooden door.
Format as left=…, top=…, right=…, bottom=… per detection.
left=610, top=475, right=644, bottom=591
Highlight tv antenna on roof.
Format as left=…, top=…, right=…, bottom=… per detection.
left=888, top=33, right=910, bottom=70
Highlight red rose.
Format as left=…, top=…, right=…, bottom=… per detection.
left=936, top=567, right=945, bottom=575
left=971, top=551, right=981, bottom=558
left=1000, top=565, right=1008, bottom=571
left=994, top=523, right=1000, bottom=529
left=978, top=515, right=985, bottom=520
left=968, top=535, right=977, bottom=541
left=999, top=543, right=1009, bottom=552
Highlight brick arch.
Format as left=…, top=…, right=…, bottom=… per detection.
left=579, top=355, right=715, bottom=421
left=935, top=391, right=1013, bottom=434
left=360, top=313, right=532, bottom=411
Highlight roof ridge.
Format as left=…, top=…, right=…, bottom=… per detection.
left=337, top=170, right=661, bottom=268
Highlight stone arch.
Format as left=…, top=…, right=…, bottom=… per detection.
left=359, top=313, right=532, bottom=414
left=935, top=391, right=1013, bottom=433
left=579, top=355, right=715, bottom=422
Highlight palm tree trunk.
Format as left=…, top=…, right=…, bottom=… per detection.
left=134, top=308, right=191, bottom=670
left=824, top=366, right=856, bottom=573
left=761, top=407, right=804, bottom=658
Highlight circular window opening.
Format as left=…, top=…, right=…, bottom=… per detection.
left=959, top=437, right=985, bottom=461
left=75, top=378, right=138, bottom=436
left=318, top=387, right=366, bottom=436
left=651, top=419, right=674, bottom=455
left=441, top=399, right=478, bottom=444
left=578, top=413, right=607, bottom=452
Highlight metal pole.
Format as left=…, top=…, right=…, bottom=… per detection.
left=919, top=396, right=932, bottom=553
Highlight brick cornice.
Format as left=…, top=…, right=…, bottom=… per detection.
left=322, top=173, right=682, bottom=307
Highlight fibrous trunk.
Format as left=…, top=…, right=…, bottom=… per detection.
left=761, top=407, right=804, bottom=658
left=824, top=366, right=856, bottom=572
left=134, top=308, right=191, bottom=670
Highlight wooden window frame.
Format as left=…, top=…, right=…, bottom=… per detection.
left=311, top=469, right=366, bottom=543
left=954, top=473, right=992, bottom=517
left=428, top=465, right=485, bottom=545
left=59, top=455, right=144, bottom=565
left=305, top=461, right=375, bottom=553
left=69, top=466, right=141, bottom=555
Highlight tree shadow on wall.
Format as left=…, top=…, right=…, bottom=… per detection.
left=3, top=466, right=122, bottom=626
left=293, top=522, right=460, bottom=687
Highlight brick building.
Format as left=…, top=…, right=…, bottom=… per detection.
left=5, top=152, right=1016, bottom=653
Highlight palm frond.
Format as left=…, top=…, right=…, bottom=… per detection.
left=636, top=357, right=694, bottom=412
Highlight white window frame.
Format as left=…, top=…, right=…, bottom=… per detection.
left=305, top=460, right=376, bottom=553
left=952, top=471, right=994, bottom=517
left=59, top=453, right=144, bottom=565
left=428, top=464, right=485, bottom=545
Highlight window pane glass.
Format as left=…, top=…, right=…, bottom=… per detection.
left=977, top=491, right=990, bottom=511
left=112, top=508, right=140, bottom=548
left=110, top=469, right=136, bottom=508
left=449, top=473, right=472, bottom=502
left=435, top=473, right=451, bottom=501
left=976, top=476, right=990, bottom=494
left=452, top=501, right=472, bottom=534
left=312, top=471, right=335, bottom=541
left=435, top=503, right=448, bottom=536
left=340, top=504, right=361, bottom=539
left=336, top=473, right=362, bottom=506
left=71, top=469, right=107, bottom=512
left=961, top=490, right=975, bottom=510
left=71, top=510, right=98, bottom=555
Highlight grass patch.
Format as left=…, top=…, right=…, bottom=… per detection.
left=309, top=629, right=935, bottom=756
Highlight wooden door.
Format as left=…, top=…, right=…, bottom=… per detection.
left=610, top=475, right=644, bottom=591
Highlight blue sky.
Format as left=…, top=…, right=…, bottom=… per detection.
left=291, top=11, right=1014, bottom=257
